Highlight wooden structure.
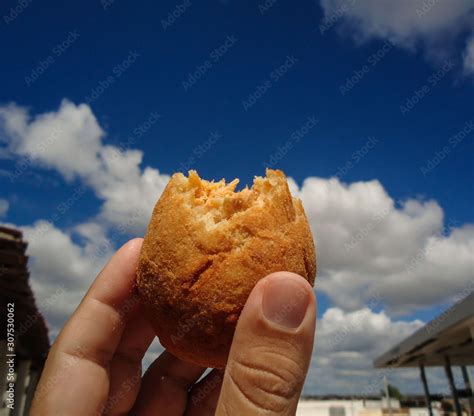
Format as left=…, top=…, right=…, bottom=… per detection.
left=0, top=226, right=50, bottom=416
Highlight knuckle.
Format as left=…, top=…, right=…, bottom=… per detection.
left=228, top=346, right=305, bottom=413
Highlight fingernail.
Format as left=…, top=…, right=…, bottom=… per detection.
left=262, top=275, right=310, bottom=329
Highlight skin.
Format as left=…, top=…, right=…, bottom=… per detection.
left=31, top=238, right=316, bottom=416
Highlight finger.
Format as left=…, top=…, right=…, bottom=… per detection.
left=132, top=350, right=206, bottom=415
left=102, top=303, right=155, bottom=415
left=185, top=369, right=224, bottom=416
left=31, top=238, right=144, bottom=416
left=216, top=272, right=316, bottom=416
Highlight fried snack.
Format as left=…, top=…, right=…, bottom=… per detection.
left=136, top=169, right=316, bottom=368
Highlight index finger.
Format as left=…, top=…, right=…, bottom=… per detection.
left=31, top=238, right=144, bottom=415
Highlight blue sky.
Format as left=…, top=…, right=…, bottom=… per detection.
left=1, top=0, right=473, bottom=396
left=2, top=1, right=473, bottom=225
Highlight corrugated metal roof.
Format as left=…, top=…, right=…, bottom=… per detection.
left=374, top=292, right=474, bottom=368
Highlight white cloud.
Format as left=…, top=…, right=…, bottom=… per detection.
left=0, top=101, right=103, bottom=180
left=1, top=99, right=472, bottom=314
left=1, top=99, right=473, bottom=395
left=290, top=176, right=474, bottom=313
left=4, top=217, right=162, bottom=369
left=3, top=220, right=115, bottom=338
left=0, top=199, right=9, bottom=217
left=0, top=100, right=169, bottom=233
left=319, top=0, right=474, bottom=67
left=312, top=307, right=468, bottom=396
left=316, top=307, right=423, bottom=359
left=22, top=220, right=102, bottom=288
left=8, top=216, right=455, bottom=394
left=88, top=146, right=170, bottom=233
left=303, top=307, right=456, bottom=396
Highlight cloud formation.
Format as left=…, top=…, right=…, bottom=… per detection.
left=13, top=217, right=454, bottom=395
left=2, top=100, right=473, bottom=316
left=17, top=220, right=114, bottom=337
left=304, top=306, right=424, bottom=395
left=1, top=100, right=473, bottom=395
left=319, top=0, right=474, bottom=74
left=0, top=100, right=168, bottom=233
left=290, top=176, right=474, bottom=313
left=17, top=218, right=436, bottom=395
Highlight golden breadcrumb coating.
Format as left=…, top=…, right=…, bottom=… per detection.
left=136, top=169, right=316, bottom=368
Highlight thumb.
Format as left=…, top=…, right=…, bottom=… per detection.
left=216, top=272, right=316, bottom=416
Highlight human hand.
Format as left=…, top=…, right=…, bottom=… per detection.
left=31, top=238, right=316, bottom=415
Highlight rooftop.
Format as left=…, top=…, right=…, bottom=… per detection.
left=374, top=291, right=474, bottom=368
